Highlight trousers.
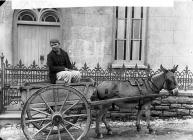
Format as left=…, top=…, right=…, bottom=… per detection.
left=56, top=70, right=81, bottom=83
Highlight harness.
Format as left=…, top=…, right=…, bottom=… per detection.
left=128, top=72, right=168, bottom=96
left=128, top=79, right=144, bottom=95
left=147, top=76, right=161, bottom=93
left=148, top=71, right=168, bottom=93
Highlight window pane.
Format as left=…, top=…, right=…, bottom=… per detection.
left=21, top=15, right=34, bottom=21
left=18, top=10, right=36, bottom=21
left=117, top=19, right=125, bottom=39
left=118, top=7, right=126, bottom=18
left=134, top=7, right=142, bottom=18
left=133, top=19, right=141, bottom=39
left=45, top=15, right=56, bottom=22
left=117, top=40, right=124, bottom=60
left=41, top=12, right=60, bottom=22
left=131, top=41, right=140, bottom=60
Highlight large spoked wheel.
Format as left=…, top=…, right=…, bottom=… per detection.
left=21, top=85, right=91, bottom=140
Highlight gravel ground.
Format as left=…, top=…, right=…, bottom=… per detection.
left=1, top=118, right=193, bottom=140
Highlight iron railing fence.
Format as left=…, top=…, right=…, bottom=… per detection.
left=3, top=60, right=49, bottom=86
left=0, top=56, right=193, bottom=108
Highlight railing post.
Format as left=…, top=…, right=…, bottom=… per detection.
left=146, top=64, right=151, bottom=78
left=134, top=64, right=138, bottom=79
left=0, top=53, right=5, bottom=113
left=185, top=65, right=188, bottom=91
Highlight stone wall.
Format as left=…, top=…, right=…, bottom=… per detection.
left=101, top=90, right=193, bottom=120
left=152, top=91, right=193, bottom=118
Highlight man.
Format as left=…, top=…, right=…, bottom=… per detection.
left=47, top=39, right=81, bottom=84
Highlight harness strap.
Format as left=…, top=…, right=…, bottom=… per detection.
left=147, top=75, right=165, bottom=93
left=135, top=79, right=144, bottom=95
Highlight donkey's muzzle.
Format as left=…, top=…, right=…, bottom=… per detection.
left=169, top=87, right=178, bottom=96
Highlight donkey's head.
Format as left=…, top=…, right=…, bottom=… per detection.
left=160, top=65, right=178, bottom=95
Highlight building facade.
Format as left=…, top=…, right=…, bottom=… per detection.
left=0, top=1, right=192, bottom=71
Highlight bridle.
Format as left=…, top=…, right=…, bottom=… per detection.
left=148, top=71, right=174, bottom=94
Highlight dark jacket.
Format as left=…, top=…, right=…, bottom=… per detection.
left=47, top=48, right=72, bottom=84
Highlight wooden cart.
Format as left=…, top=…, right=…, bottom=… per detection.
left=20, top=78, right=168, bottom=140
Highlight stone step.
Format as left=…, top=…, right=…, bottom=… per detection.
left=0, top=111, right=21, bottom=126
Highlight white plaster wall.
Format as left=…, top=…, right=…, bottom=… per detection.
left=147, top=1, right=193, bottom=71
left=2, top=2, right=193, bottom=71
left=61, top=7, right=113, bottom=69
left=0, top=1, right=13, bottom=65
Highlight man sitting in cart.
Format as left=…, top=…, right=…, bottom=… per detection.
left=47, top=39, right=81, bottom=84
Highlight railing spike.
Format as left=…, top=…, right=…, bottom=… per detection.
left=97, top=63, right=100, bottom=68
left=5, top=59, right=8, bottom=67
left=134, top=64, right=138, bottom=72
left=147, top=64, right=150, bottom=70
left=82, top=62, right=89, bottom=70
left=0, top=53, right=4, bottom=61
left=72, top=61, right=77, bottom=70
left=108, top=63, right=112, bottom=71
left=33, top=60, right=36, bottom=65
left=185, top=65, right=189, bottom=74
left=96, top=63, right=101, bottom=71
left=122, top=63, right=125, bottom=69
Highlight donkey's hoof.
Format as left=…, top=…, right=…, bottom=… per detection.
left=136, top=126, right=141, bottom=132
left=107, top=130, right=113, bottom=135
left=96, top=133, right=103, bottom=139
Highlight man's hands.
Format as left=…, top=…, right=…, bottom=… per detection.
left=64, top=68, right=71, bottom=71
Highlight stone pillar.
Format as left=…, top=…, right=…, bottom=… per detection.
left=0, top=53, right=4, bottom=113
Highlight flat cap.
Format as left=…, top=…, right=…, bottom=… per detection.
left=50, top=39, right=60, bottom=44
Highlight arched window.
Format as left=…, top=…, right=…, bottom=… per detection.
left=40, top=10, right=60, bottom=22
left=18, top=10, right=37, bottom=21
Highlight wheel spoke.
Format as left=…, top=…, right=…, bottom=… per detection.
left=31, top=112, right=40, bottom=117
left=57, top=125, right=62, bottom=140
left=31, top=107, right=51, bottom=116
left=39, top=115, right=49, bottom=126
left=63, top=119, right=83, bottom=130
left=53, top=88, right=58, bottom=112
left=61, top=123, right=75, bottom=140
left=62, top=100, right=80, bottom=115
left=64, top=114, right=87, bottom=118
left=39, top=94, right=54, bottom=114
left=46, top=125, right=54, bottom=140
left=59, top=92, right=69, bottom=113
left=26, top=118, right=51, bottom=123
left=33, top=122, right=51, bottom=138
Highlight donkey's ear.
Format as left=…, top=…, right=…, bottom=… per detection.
left=160, top=64, right=168, bottom=73
left=171, top=65, right=178, bottom=73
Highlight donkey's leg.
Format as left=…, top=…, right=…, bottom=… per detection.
left=95, top=106, right=105, bottom=138
left=144, top=102, right=153, bottom=133
left=102, top=108, right=113, bottom=135
left=136, top=104, right=142, bottom=132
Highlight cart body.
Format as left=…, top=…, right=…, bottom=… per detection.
left=20, top=78, right=95, bottom=140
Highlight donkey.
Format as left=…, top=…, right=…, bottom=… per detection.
left=90, top=65, right=179, bottom=138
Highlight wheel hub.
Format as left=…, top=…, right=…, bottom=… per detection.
left=52, top=113, right=63, bottom=126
